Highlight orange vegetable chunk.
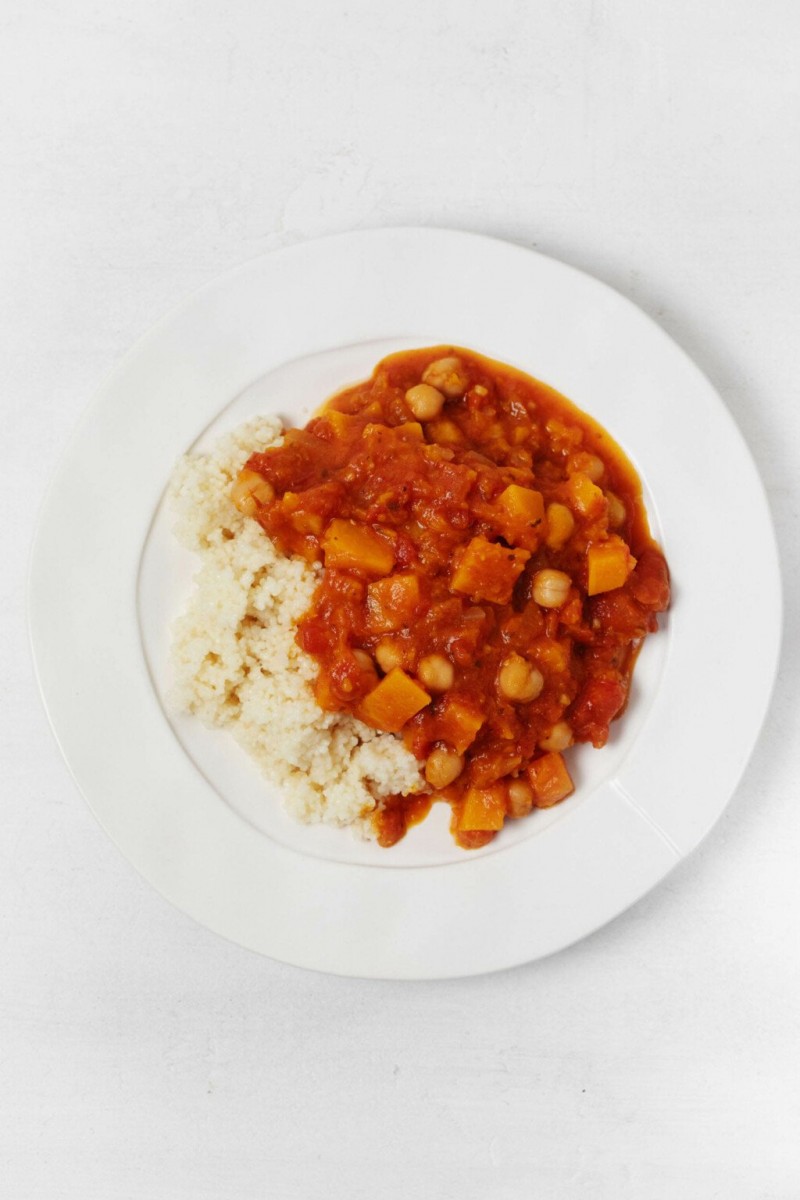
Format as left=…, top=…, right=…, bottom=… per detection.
left=322, top=519, right=395, bottom=577
left=450, top=536, right=530, bottom=604
left=491, top=484, right=545, bottom=550
left=366, top=573, right=421, bottom=633
left=321, top=409, right=362, bottom=438
left=357, top=668, right=431, bottom=733
left=362, top=421, right=423, bottom=446
left=566, top=473, right=605, bottom=517
left=586, top=536, right=637, bottom=596
left=527, top=752, right=575, bottom=808
left=458, top=784, right=507, bottom=832
left=431, top=695, right=486, bottom=754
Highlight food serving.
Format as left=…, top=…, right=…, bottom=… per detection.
left=170, top=346, right=670, bottom=849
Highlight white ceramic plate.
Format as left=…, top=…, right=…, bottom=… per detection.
left=29, top=228, right=781, bottom=978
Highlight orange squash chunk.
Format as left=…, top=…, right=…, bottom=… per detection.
left=357, top=668, right=431, bottom=733
left=458, top=784, right=507, bottom=832
left=365, top=573, right=421, bottom=633
left=321, top=519, right=395, bottom=577
left=586, top=536, right=637, bottom=596
left=430, top=695, right=486, bottom=754
left=566, top=472, right=605, bottom=518
left=527, top=752, right=574, bottom=808
left=320, top=409, right=363, bottom=438
left=450, top=536, right=530, bottom=605
left=491, top=484, right=545, bottom=550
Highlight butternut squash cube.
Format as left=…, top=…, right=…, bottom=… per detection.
left=566, top=472, right=605, bottom=518
left=496, top=484, right=544, bottom=524
left=366, top=573, right=421, bottom=633
left=322, top=519, right=395, bottom=577
left=458, top=784, right=507, bottom=832
left=321, top=409, right=362, bottom=437
left=450, top=536, right=530, bottom=605
left=586, top=537, right=637, bottom=595
left=527, top=752, right=574, bottom=808
left=431, top=695, right=486, bottom=754
left=356, top=668, right=431, bottom=732
left=396, top=421, right=425, bottom=441
left=491, top=484, right=545, bottom=550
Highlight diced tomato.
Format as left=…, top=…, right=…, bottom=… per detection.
left=588, top=591, right=649, bottom=639
left=569, top=676, right=627, bottom=747
left=628, top=547, right=671, bottom=612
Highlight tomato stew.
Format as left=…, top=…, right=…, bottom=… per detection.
left=233, top=348, right=670, bottom=848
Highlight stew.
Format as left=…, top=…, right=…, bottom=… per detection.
left=232, top=347, right=670, bottom=848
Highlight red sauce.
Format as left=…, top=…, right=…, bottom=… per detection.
left=235, top=347, right=670, bottom=848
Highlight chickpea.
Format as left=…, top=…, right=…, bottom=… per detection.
left=498, top=653, right=545, bottom=703
left=507, top=779, right=534, bottom=819
left=352, top=649, right=378, bottom=680
left=567, top=451, right=604, bottom=482
left=417, top=653, right=454, bottom=693
left=532, top=568, right=571, bottom=609
left=538, top=720, right=573, bottom=752
left=421, top=356, right=469, bottom=398
left=233, top=492, right=257, bottom=517
left=231, top=468, right=275, bottom=515
left=606, top=491, right=626, bottom=528
left=425, top=746, right=465, bottom=789
left=545, top=502, right=575, bottom=550
left=581, top=454, right=605, bottom=482
left=405, top=383, right=445, bottom=422
left=375, top=639, right=404, bottom=674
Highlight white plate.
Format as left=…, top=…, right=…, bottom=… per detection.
left=29, top=228, right=781, bottom=978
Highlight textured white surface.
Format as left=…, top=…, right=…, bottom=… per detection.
left=2, top=1, right=799, bottom=1196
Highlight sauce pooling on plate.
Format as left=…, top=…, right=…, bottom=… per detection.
left=232, top=347, right=670, bottom=848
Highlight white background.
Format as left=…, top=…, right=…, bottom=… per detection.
left=2, top=1, right=799, bottom=1197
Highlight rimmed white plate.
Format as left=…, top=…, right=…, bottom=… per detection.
left=29, top=228, right=781, bottom=978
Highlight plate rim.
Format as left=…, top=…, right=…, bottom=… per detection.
left=28, top=227, right=783, bottom=978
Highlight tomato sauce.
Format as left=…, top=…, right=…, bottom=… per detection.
left=235, top=347, right=670, bottom=849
